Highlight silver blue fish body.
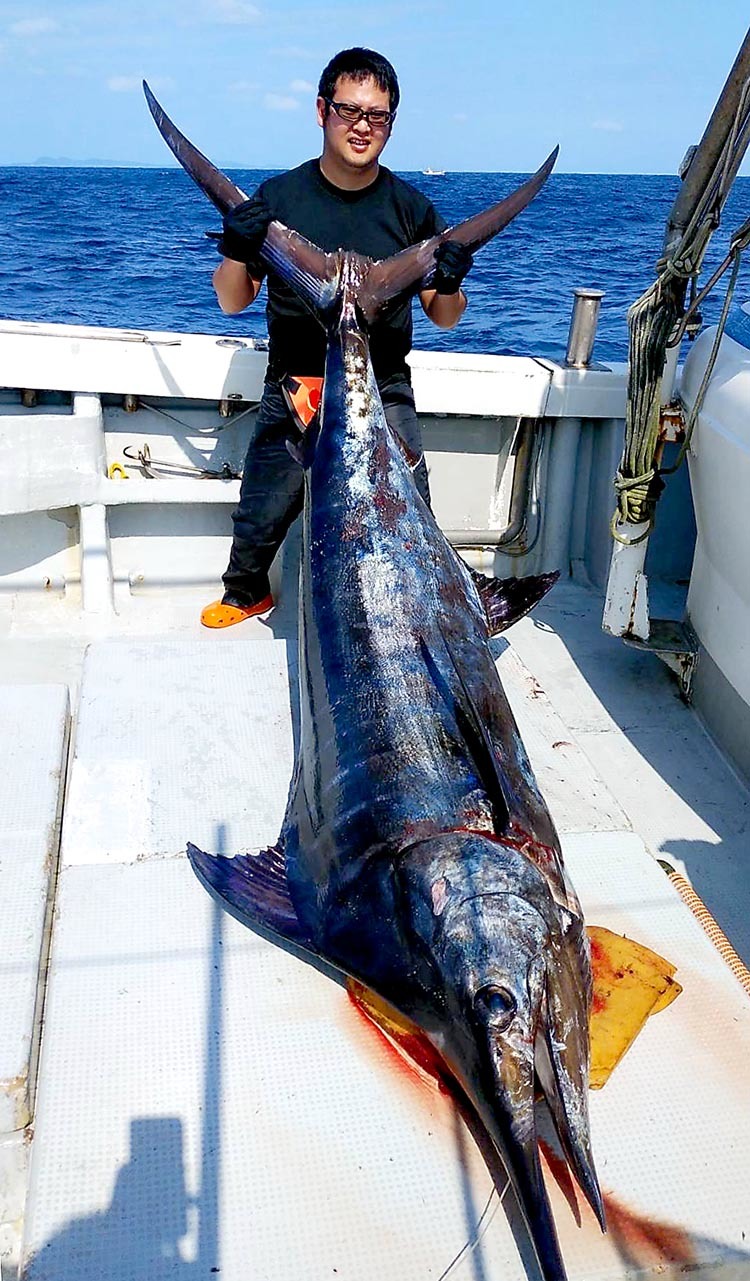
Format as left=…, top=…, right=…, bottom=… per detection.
left=142, top=82, right=603, bottom=1281
left=286, top=253, right=557, bottom=936
left=277, top=255, right=603, bottom=1281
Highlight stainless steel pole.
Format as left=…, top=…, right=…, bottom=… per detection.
left=565, top=289, right=605, bottom=368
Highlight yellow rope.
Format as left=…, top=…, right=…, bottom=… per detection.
left=660, top=862, right=750, bottom=996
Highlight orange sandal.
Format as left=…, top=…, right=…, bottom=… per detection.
left=200, top=593, right=274, bottom=629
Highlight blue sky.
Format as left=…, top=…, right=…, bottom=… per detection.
left=0, top=0, right=749, bottom=172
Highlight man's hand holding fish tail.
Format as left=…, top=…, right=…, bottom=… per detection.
left=422, top=239, right=472, bottom=327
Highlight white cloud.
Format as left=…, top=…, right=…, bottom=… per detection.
left=107, top=74, right=174, bottom=93
left=275, top=45, right=317, bottom=60
left=290, top=79, right=314, bottom=94
left=228, top=79, right=259, bottom=96
left=107, top=76, right=140, bottom=92
left=264, top=92, right=299, bottom=112
left=204, top=0, right=261, bottom=23
left=9, top=16, right=59, bottom=36
left=592, top=119, right=624, bottom=133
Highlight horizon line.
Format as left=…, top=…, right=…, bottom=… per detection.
left=0, top=161, right=694, bottom=178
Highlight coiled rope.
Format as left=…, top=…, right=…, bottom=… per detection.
left=612, top=75, right=750, bottom=545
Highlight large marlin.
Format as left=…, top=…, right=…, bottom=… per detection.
left=145, top=84, right=604, bottom=1281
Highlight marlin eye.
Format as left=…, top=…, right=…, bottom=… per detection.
left=474, top=984, right=517, bottom=1028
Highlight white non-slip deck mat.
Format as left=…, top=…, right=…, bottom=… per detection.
left=61, top=631, right=297, bottom=865
left=61, top=633, right=625, bottom=872
left=0, top=684, right=69, bottom=1134
left=495, top=645, right=628, bottom=833
left=22, top=832, right=750, bottom=1280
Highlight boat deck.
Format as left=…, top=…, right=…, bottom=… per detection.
left=2, top=570, right=747, bottom=957
left=1, top=569, right=749, bottom=1280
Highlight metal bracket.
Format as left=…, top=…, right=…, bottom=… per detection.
left=659, top=400, right=686, bottom=442
left=219, top=393, right=246, bottom=418
left=622, top=617, right=700, bottom=701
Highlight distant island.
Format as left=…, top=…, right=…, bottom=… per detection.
left=4, top=157, right=275, bottom=170
left=28, top=157, right=178, bottom=168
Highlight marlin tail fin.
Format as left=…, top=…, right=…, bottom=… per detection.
left=357, top=147, right=559, bottom=321
left=143, top=81, right=340, bottom=318
left=144, top=82, right=558, bottom=326
left=143, top=80, right=249, bottom=213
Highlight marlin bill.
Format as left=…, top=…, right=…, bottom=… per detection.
left=144, top=82, right=603, bottom=1281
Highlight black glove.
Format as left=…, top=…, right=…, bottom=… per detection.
left=217, top=196, right=273, bottom=266
left=432, top=240, right=474, bottom=294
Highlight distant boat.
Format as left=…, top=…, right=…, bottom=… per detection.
left=421, top=167, right=446, bottom=176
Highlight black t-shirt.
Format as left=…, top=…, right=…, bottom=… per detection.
left=253, top=160, right=446, bottom=382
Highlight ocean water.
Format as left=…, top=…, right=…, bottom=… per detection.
left=1, top=166, right=749, bottom=364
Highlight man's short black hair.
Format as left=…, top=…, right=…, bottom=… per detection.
left=318, top=48, right=400, bottom=113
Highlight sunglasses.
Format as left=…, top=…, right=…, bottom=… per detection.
left=324, top=99, right=395, bottom=128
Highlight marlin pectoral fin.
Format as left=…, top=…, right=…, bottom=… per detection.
left=419, top=634, right=510, bottom=832
left=473, top=570, right=560, bottom=636
left=187, top=841, right=308, bottom=944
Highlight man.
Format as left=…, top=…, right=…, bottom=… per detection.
left=202, top=46, right=473, bottom=628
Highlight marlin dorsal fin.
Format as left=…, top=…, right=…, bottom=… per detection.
left=473, top=570, right=560, bottom=637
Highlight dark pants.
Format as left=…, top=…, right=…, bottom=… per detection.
left=222, top=376, right=431, bottom=605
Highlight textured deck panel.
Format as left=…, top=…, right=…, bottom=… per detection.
left=21, top=833, right=750, bottom=1280
left=0, top=685, right=69, bottom=1134
left=61, top=632, right=296, bottom=865
left=496, top=645, right=629, bottom=832
left=60, top=632, right=624, bottom=870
